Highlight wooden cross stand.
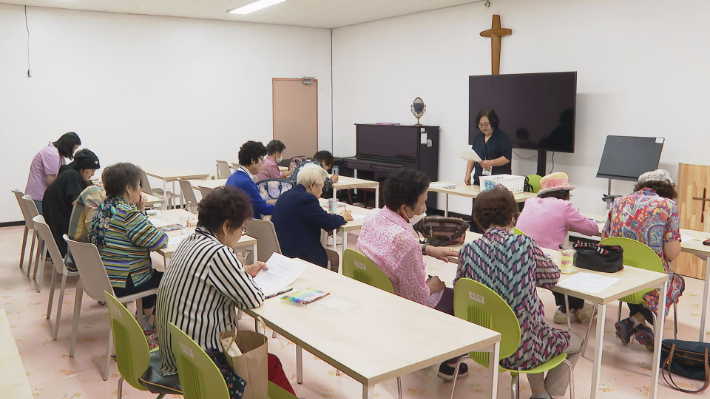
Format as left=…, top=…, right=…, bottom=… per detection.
left=480, top=15, right=512, bottom=75
left=693, top=188, right=710, bottom=223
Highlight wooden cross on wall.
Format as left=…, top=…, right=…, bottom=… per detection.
left=480, top=15, right=512, bottom=75
left=693, top=188, right=710, bottom=223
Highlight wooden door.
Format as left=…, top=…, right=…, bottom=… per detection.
left=272, top=78, right=318, bottom=159
left=673, top=163, right=710, bottom=279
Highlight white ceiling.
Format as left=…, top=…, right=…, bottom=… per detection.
left=6, top=0, right=483, bottom=29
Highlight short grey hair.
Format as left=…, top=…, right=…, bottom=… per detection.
left=297, top=163, right=327, bottom=188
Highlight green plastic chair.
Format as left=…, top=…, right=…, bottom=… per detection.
left=103, top=291, right=181, bottom=399
left=342, top=249, right=395, bottom=293
left=168, top=323, right=297, bottom=399
left=448, top=279, right=574, bottom=399
left=512, top=227, right=525, bottom=235
left=600, top=237, right=678, bottom=339
left=341, top=249, right=402, bottom=398
left=525, top=174, right=542, bottom=193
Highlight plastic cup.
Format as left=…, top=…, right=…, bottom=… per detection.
left=332, top=166, right=339, bottom=175
left=560, top=249, right=575, bottom=274
left=328, top=198, right=337, bottom=214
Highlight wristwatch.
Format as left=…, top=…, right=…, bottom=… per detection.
left=422, top=243, right=428, bottom=255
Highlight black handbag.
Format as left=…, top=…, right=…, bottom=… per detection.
left=414, top=216, right=469, bottom=246
left=661, top=339, right=710, bottom=393
left=572, top=241, right=624, bottom=273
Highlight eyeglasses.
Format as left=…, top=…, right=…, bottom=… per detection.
left=478, top=122, right=490, bottom=129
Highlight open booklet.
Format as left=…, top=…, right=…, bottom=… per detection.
left=253, top=253, right=308, bottom=296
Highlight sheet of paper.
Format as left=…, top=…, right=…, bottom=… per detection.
left=681, top=234, right=698, bottom=243
left=556, top=272, right=620, bottom=294
left=309, top=297, right=360, bottom=315
left=430, top=182, right=456, bottom=189
left=168, top=234, right=189, bottom=247
left=253, top=253, right=308, bottom=295
left=149, top=218, right=171, bottom=228
left=457, top=149, right=482, bottom=162
left=350, top=214, right=367, bottom=220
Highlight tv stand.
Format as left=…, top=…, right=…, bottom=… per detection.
left=537, top=150, right=547, bottom=176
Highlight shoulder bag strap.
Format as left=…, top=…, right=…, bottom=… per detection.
left=662, top=345, right=710, bottom=393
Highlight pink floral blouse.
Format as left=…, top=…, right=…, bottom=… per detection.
left=356, top=207, right=443, bottom=307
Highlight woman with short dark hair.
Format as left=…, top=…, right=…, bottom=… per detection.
left=604, top=169, right=683, bottom=350
left=227, top=140, right=275, bottom=219
left=156, top=186, right=295, bottom=397
left=257, top=139, right=292, bottom=180
left=89, top=162, right=167, bottom=324
left=456, top=185, right=581, bottom=398
left=25, top=132, right=82, bottom=213
left=464, top=109, right=512, bottom=186
left=42, top=149, right=101, bottom=257
left=356, top=168, right=463, bottom=381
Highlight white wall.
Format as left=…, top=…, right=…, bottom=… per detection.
left=0, top=4, right=332, bottom=223
left=332, top=0, right=710, bottom=217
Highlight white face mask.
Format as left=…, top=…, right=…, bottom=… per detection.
left=407, top=206, right=427, bottom=226
left=276, top=156, right=283, bottom=163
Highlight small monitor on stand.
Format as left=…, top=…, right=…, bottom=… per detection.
left=597, top=135, right=664, bottom=207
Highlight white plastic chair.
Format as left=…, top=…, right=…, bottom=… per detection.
left=177, top=179, right=199, bottom=213
left=245, top=219, right=281, bottom=262
left=64, top=235, right=159, bottom=381
left=216, top=160, right=232, bottom=179
left=32, top=216, right=79, bottom=339
left=140, top=169, right=179, bottom=208
left=12, top=189, right=33, bottom=270
left=197, top=186, right=214, bottom=199
left=20, top=195, right=44, bottom=282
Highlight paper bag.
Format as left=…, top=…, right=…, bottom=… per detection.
left=219, top=328, right=269, bottom=399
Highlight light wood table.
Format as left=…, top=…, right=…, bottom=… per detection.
left=151, top=210, right=257, bottom=264
left=427, top=237, right=669, bottom=399
left=427, top=182, right=536, bottom=216
left=0, top=309, right=33, bottom=398
left=583, top=212, right=710, bottom=343
left=195, top=178, right=228, bottom=190
left=332, top=176, right=380, bottom=208
left=144, top=168, right=210, bottom=210
left=318, top=199, right=371, bottom=258
left=243, top=260, right=501, bottom=399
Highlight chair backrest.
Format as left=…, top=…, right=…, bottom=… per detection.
left=342, top=249, right=395, bottom=293
left=20, top=195, right=40, bottom=228
left=12, top=189, right=31, bottom=224
left=288, top=156, right=307, bottom=171
left=168, top=323, right=230, bottom=399
left=139, top=170, right=154, bottom=195
left=103, top=291, right=150, bottom=392
left=599, top=237, right=664, bottom=273
left=453, top=278, right=521, bottom=368
left=256, top=179, right=293, bottom=201
left=512, top=227, right=525, bottom=235
left=525, top=174, right=542, bottom=193
left=216, top=160, right=232, bottom=179
left=178, top=179, right=199, bottom=212
left=64, top=235, right=114, bottom=300
left=245, top=219, right=281, bottom=262
left=197, top=186, right=214, bottom=199
left=32, top=215, right=66, bottom=274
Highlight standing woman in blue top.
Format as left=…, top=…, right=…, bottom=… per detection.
left=226, top=141, right=275, bottom=219
left=464, top=108, right=512, bottom=186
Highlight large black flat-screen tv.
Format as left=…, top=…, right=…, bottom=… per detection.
left=469, top=72, right=577, bottom=153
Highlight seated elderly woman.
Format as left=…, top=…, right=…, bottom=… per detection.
left=42, top=148, right=101, bottom=258
left=272, top=164, right=353, bottom=271
left=455, top=185, right=581, bottom=399
left=516, top=172, right=599, bottom=325
left=89, top=162, right=167, bottom=326
left=156, top=186, right=294, bottom=397
left=356, top=168, right=463, bottom=381
left=604, top=169, right=683, bottom=350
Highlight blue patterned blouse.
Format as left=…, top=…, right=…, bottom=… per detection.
left=455, top=227, right=570, bottom=370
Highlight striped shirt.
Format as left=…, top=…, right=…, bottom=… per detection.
left=89, top=197, right=168, bottom=288
left=157, top=227, right=265, bottom=375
